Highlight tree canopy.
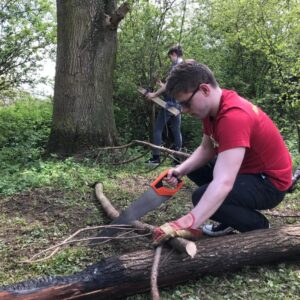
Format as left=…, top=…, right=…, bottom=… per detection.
left=0, top=0, right=55, bottom=93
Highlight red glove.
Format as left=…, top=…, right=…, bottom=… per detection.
left=153, top=213, right=203, bottom=246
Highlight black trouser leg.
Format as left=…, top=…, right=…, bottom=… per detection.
left=187, top=165, right=286, bottom=232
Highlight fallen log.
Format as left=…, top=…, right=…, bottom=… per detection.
left=1, top=224, right=300, bottom=300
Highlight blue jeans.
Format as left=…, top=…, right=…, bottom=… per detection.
left=187, top=160, right=286, bottom=232
left=152, top=108, right=182, bottom=156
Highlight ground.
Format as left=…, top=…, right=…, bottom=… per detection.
left=0, top=173, right=299, bottom=299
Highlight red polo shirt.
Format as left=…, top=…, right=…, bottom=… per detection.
left=203, top=89, right=292, bottom=191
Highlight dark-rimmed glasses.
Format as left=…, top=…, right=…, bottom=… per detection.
left=180, top=86, right=199, bottom=109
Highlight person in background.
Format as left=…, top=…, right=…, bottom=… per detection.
left=153, top=61, right=292, bottom=245
left=145, top=45, right=183, bottom=166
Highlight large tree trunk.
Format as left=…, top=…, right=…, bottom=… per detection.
left=48, top=1, right=128, bottom=155
left=1, top=224, right=300, bottom=300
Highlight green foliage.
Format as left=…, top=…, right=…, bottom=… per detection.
left=127, top=264, right=300, bottom=300
left=193, top=0, right=300, bottom=149
left=0, top=0, right=56, bottom=92
left=114, top=1, right=190, bottom=143
left=195, top=0, right=299, bottom=95
left=181, top=114, right=202, bottom=150
left=114, top=0, right=300, bottom=152
left=0, top=97, right=149, bottom=196
left=0, top=97, right=52, bottom=161
left=28, top=248, right=88, bottom=275
left=0, top=98, right=52, bottom=194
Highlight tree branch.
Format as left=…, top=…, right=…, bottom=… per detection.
left=107, top=2, right=130, bottom=30
left=96, top=139, right=191, bottom=159
left=151, top=246, right=162, bottom=300
left=20, top=225, right=142, bottom=263
left=94, top=183, right=197, bottom=258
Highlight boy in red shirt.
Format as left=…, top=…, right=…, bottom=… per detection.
left=153, top=62, right=292, bottom=244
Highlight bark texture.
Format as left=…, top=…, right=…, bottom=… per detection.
left=1, top=224, right=300, bottom=299
left=48, top=1, right=128, bottom=155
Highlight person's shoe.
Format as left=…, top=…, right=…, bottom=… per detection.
left=202, top=223, right=234, bottom=237
left=145, top=157, right=160, bottom=166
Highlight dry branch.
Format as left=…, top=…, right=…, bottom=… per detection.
left=94, top=183, right=197, bottom=258
left=264, top=209, right=300, bottom=218
left=108, top=2, right=130, bottom=29
left=21, top=225, right=143, bottom=263
left=151, top=246, right=162, bottom=300
left=96, top=140, right=190, bottom=159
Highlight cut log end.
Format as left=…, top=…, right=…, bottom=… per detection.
left=185, top=241, right=197, bottom=258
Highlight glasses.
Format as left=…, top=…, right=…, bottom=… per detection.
left=180, top=86, right=199, bottom=109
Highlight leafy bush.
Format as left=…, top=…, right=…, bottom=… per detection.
left=0, top=97, right=52, bottom=194
left=0, top=97, right=52, bottom=164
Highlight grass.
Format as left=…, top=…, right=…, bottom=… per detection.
left=0, top=98, right=299, bottom=299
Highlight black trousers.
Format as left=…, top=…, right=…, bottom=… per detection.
left=152, top=108, right=182, bottom=156
left=187, top=161, right=286, bottom=232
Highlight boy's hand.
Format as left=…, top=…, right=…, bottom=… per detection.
left=153, top=213, right=203, bottom=246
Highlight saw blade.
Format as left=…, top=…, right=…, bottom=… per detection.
left=91, top=187, right=170, bottom=243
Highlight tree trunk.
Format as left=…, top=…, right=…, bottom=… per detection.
left=1, top=224, right=300, bottom=300
left=48, top=1, right=127, bottom=155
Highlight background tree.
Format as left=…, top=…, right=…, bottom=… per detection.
left=0, top=0, right=55, bottom=95
left=47, top=1, right=129, bottom=155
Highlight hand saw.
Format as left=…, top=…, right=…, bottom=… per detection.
left=91, top=169, right=183, bottom=244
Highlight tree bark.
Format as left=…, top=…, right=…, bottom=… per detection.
left=1, top=224, right=300, bottom=300
left=48, top=1, right=129, bottom=155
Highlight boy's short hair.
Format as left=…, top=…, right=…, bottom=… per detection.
left=166, top=62, right=218, bottom=97
left=167, top=45, right=183, bottom=57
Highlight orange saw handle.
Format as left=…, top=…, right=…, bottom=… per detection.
left=150, top=169, right=183, bottom=196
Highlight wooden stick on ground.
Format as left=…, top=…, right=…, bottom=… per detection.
left=20, top=225, right=140, bottom=263
left=96, top=140, right=191, bottom=159
left=151, top=246, right=162, bottom=300
left=94, top=182, right=197, bottom=258
left=264, top=209, right=300, bottom=218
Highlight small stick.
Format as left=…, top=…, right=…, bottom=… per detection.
left=20, top=225, right=144, bottom=263
left=96, top=140, right=191, bottom=159
left=151, top=246, right=162, bottom=300
left=264, top=210, right=300, bottom=218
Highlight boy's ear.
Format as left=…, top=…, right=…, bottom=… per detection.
left=199, top=83, right=210, bottom=95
